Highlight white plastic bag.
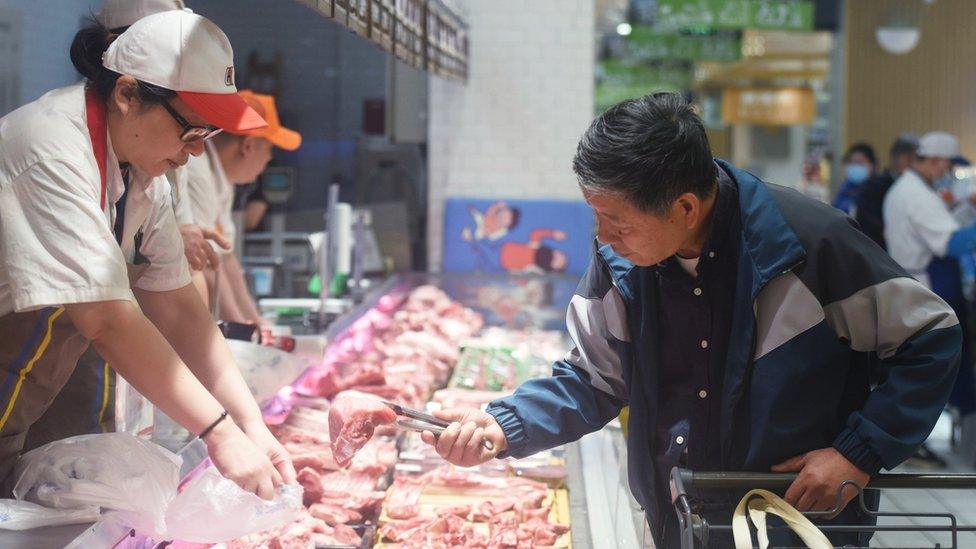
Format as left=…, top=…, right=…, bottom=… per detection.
left=11, top=433, right=301, bottom=541
left=12, top=433, right=181, bottom=536
left=0, top=499, right=100, bottom=530
left=732, top=489, right=832, bottom=549
left=163, top=466, right=303, bottom=542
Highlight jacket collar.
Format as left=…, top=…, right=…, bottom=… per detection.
left=716, top=159, right=806, bottom=298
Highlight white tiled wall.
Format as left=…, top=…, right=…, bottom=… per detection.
left=426, top=0, right=595, bottom=270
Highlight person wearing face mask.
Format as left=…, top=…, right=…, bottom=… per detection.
left=0, top=10, right=295, bottom=498
left=884, top=132, right=976, bottom=467
left=184, top=91, right=301, bottom=325
left=422, top=93, right=960, bottom=548
left=832, top=143, right=877, bottom=216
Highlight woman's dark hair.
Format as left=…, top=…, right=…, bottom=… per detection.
left=70, top=22, right=176, bottom=104
left=842, top=142, right=878, bottom=168
left=573, top=92, right=717, bottom=216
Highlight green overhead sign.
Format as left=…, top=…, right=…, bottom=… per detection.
left=655, top=0, right=815, bottom=32
left=627, top=27, right=741, bottom=62
left=596, top=60, right=693, bottom=112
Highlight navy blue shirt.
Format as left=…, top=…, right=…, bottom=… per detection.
left=653, top=170, right=741, bottom=483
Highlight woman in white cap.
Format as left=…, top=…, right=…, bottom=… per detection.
left=96, top=0, right=229, bottom=272
left=21, top=0, right=234, bottom=456
left=0, top=10, right=294, bottom=498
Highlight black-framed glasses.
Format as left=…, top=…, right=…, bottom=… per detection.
left=159, top=100, right=223, bottom=143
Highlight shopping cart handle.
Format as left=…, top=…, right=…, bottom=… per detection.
left=671, top=467, right=976, bottom=498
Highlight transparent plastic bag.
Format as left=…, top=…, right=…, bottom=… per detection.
left=163, top=466, right=303, bottom=542
left=10, top=433, right=301, bottom=541
left=12, top=433, right=181, bottom=535
left=0, top=499, right=100, bottom=530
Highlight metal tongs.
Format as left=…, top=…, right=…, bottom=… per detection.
left=383, top=401, right=495, bottom=451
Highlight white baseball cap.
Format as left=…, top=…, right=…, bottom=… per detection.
left=102, top=9, right=266, bottom=132
left=96, top=0, right=185, bottom=31
left=917, top=132, right=960, bottom=159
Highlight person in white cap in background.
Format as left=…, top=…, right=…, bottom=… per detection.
left=884, top=131, right=976, bottom=467
left=96, top=0, right=185, bottom=33
left=0, top=10, right=294, bottom=498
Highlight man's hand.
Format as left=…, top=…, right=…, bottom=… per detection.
left=180, top=224, right=230, bottom=271
left=772, top=447, right=870, bottom=513
left=420, top=408, right=508, bottom=467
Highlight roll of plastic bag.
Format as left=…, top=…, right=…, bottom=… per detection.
left=0, top=499, right=100, bottom=530
left=163, top=466, right=303, bottom=543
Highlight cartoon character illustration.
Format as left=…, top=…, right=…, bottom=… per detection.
left=461, top=201, right=521, bottom=242
left=499, top=229, right=568, bottom=274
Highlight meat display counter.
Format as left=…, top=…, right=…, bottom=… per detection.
left=263, top=271, right=643, bottom=549
left=402, top=273, right=644, bottom=549
left=4, top=272, right=643, bottom=548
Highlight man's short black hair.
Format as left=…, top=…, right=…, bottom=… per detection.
left=572, top=92, right=717, bottom=216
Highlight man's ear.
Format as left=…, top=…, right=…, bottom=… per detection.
left=673, top=192, right=703, bottom=229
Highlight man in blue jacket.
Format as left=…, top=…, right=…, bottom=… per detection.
left=422, top=93, right=961, bottom=547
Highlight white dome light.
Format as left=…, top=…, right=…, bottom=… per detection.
left=875, top=26, right=920, bottom=55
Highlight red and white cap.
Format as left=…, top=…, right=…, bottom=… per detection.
left=101, top=9, right=267, bottom=132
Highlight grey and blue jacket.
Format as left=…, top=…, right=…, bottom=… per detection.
left=486, top=159, right=961, bottom=534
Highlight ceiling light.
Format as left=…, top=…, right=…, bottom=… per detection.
left=875, top=26, right=920, bottom=55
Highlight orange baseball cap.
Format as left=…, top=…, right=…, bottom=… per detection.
left=229, top=91, right=302, bottom=151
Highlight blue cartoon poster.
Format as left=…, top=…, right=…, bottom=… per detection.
left=443, top=198, right=594, bottom=275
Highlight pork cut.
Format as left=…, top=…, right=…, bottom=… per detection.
left=225, top=509, right=360, bottom=548
left=328, top=392, right=397, bottom=467
left=308, top=502, right=363, bottom=525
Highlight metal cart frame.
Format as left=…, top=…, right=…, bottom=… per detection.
left=670, top=467, right=976, bottom=549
